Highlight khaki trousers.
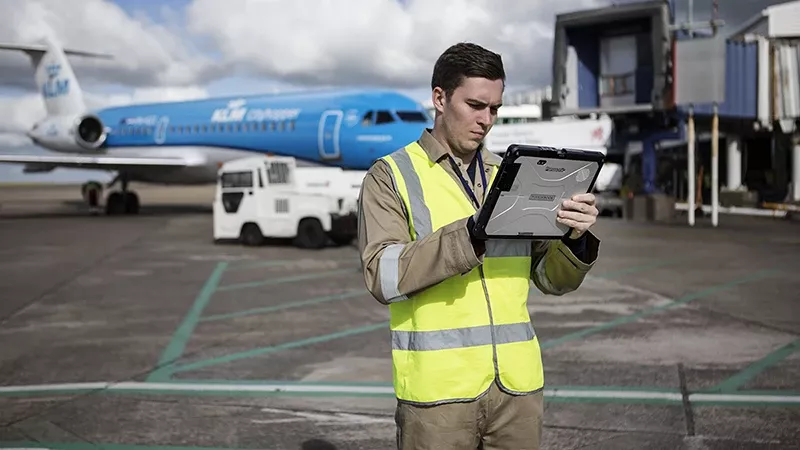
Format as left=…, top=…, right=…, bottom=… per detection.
left=394, top=381, right=544, bottom=450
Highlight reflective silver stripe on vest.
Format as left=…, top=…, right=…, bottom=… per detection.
left=380, top=243, right=408, bottom=303
left=389, top=149, right=432, bottom=240
left=392, top=322, right=535, bottom=351
left=485, top=239, right=532, bottom=257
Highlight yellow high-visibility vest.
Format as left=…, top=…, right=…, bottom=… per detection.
left=379, top=141, right=543, bottom=405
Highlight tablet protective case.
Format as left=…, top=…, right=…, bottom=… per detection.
left=472, top=144, right=605, bottom=240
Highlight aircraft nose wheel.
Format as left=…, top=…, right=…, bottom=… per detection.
left=105, top=191, right=140, bottom=215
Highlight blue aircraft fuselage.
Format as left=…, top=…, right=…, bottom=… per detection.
left=94, top=89, right=432, bottom=170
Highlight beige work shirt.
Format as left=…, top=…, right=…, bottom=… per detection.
left=357, top=129, right=600, bottom=305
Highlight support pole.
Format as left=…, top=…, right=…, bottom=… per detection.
left=727, top=137, right=742, bottom=190
left=711, top=102, right=719, bottom=227
left=793, top=141, right=800, bottom=202
left=687, top=105, right=696, bottom=226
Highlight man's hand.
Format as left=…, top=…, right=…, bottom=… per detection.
left=557, top=193, right=598, bottom=239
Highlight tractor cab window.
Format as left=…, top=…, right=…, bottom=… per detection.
left=220, top=171, right=253, bottom=189
left=266, top=161, right=291, bottom=185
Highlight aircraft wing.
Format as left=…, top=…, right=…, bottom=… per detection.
left=0, top=154, right=190, bottom=172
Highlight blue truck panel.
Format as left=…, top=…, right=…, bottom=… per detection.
left=566, top=29, right=600, bottom=109
left=690, top=40, right=758, bottom=119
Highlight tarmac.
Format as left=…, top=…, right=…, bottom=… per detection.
left=0, top=183, right=798, bottom=450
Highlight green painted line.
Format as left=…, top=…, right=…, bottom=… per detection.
left=169, top=378, right=394, bottom=387
left=541, top=269, right=777, bottom=350
left=0, top=441, right=254, bottom=450
left=228, top=257, right=357, bottom=271
left=169, top=321, right=390, bottom=375
left=225, top=259, right=294, bottom=271
left=146, top=262, right=229, bottom=382
left=707, top=338, right=800, bottom=393
left=215, top=268, right=355, bottom=292
left=199, top=289, right=368, bottom=322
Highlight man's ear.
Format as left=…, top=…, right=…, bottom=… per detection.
left=432, top=87, right=446, bottom=114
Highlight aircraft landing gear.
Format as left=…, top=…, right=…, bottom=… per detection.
left=104, top=176, right=140, bottom=215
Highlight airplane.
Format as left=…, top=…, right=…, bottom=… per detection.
left=0, top=37, right=432, bottom=215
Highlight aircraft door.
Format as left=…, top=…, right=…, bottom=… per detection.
left=318, top=110, right=343, bottom=160
left=154, top=116, right=169, bottom=144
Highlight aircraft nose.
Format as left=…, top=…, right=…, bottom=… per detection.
left=26, top=128, right=40, bottom=144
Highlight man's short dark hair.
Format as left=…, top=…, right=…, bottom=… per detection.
left=431, top=42, right=505, bottom=98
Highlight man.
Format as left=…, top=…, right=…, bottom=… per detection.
left=357, top=42, right=600, bottom=450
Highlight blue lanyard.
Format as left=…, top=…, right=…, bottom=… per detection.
left=449, top=151, right=487, bottom=210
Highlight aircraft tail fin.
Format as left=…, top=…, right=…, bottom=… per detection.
left=0, top=36, right=113, bottom=117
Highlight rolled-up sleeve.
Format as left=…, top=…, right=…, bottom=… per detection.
left=357, top=160, right=482, bottom=305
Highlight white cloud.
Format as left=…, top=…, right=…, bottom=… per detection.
left=186, top=0, right=606, bottom=88
left=0, top=0, right=217, bottom=90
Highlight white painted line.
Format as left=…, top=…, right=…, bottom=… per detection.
left=690, top=393, right=800, bottom=403
left=1, top=381, right=798, bottom=405
left=546, top=389, right=683, bottom=401
left=258, top=406, right=394, bottom=425
left=0, top=381, right=395, bottom=395
left=0, top=382, right=109, bottom=393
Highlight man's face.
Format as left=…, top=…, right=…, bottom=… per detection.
left=433, top=76, right=503, bottom=157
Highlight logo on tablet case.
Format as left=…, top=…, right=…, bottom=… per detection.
left=529, top=194, right=557, bottom=202
left=545, top=166, right=566, bottom=172
left=576, top=168, right=592, bottom=183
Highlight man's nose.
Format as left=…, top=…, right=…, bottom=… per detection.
left=476, top=110, right=491, bottom=127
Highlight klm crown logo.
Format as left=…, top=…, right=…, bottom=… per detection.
left=42, top=63, right=69, bottom=98
left=45, top=63, right=61, bottom=78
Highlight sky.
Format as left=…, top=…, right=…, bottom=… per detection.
left=0, top=0, right=791, bottom=183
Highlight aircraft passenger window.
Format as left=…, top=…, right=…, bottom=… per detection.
left=375, top=110, right=394, bottom=124
left=270, top=122, right=276, bottom=131
left=220, top=171, right=253, bottom=188
left=194, top=125, right=199, bottom=133
left=266, top=162, right=290, bottom=184
left=202, top=125, right=208, bottom=132
left=396, top=111, right=428, bottom=122
left=278, top=121, right=284, bottom=131
left=288, top=120, right=295, bottom=131
left=261, top=122, right=267, bottom=131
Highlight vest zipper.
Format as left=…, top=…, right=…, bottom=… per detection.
left=478, top=265, right=500, bottom=380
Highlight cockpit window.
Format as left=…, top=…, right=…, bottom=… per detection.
left=361, top=111, right=374, bottom=126
left=375, top=110, right=394, bottom=124
left=396, top=111, right=429, bottom=122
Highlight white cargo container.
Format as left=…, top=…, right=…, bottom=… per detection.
left=213, top=155, right=361, bottom=248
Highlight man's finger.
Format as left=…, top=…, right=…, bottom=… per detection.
left=562, top=200, right=598, bottom=216
left=557, top=210, right=590, bottom=222
left=571, top=193, right=596, bottom=205
left=556, top=216, right=581, bottom=229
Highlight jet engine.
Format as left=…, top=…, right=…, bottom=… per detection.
left=28, top=113, right=108, bottom=153
left=73, top=114, right=107, bottom=150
